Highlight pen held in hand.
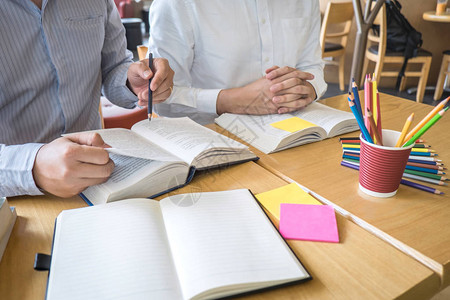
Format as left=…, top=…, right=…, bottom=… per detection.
left=148, top=52, right=153, bottom=121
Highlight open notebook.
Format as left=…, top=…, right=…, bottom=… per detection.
left=45, top=189, right=310, bottom=300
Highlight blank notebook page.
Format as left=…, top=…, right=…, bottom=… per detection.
left=160, top=189, right=308, bottom=300
left=46, top=200, right=182, bottom=300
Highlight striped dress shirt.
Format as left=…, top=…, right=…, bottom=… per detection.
left=0, top=0, right=138, bottom=196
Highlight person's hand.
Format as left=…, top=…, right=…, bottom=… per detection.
left=32, top=132, right=115, bottom=198
left=217, top=76, right=279, bottom=115
left=266, top=66, right=317, bottom=114
left=127, top=58, right=175, bottom=106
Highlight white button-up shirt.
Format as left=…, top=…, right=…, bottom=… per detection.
left=149, top=0, right=327, bottom=125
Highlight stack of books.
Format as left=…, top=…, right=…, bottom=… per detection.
left=0, top=197, right=17, bottom=262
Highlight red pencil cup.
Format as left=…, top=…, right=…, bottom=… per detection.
left=359, top=130, right=414, bottom=197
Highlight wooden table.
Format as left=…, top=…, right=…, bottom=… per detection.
left=0, top=162, right=440, bottom=299
left=423, top=11, right=450, bottom=23
left=212, top=93, right=450, bottom=289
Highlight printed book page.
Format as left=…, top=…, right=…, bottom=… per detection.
left=132, top=117, right=248, bottom=166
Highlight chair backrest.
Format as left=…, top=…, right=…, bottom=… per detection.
left=320, top=1, right=355, bottom=53
left=368, top=3, right=387, bottom=57
left=137, top=45, right=148, bottom=61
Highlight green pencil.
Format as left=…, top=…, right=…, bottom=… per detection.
left=403, top=107, right=448, bottom=147
left=403, top=169, right=447, bottom=181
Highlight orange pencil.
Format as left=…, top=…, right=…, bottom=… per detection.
left=403, top=97, right=449, bottom=142
left=395, top=113, right=414, bottom=147
left=366, top=108, right=383, bottom=146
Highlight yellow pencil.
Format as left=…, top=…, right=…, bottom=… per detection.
left=372, top=79, right=378, bottom=135
left=395, top=113, right=414, bottom=147
left=403, top=97, right=449, bottom=143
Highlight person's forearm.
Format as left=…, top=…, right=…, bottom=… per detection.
left=216, top=79, right=273, bottom=115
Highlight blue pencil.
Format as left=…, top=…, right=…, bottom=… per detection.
left=409, top=152, right=437, bottom=157
left=351, top=79, right=364, bottom=117
left=348, top=97, right=373, bottom=144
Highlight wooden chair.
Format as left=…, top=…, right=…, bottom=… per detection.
left=320, top=1, right=354, bottom=91
left=362, top=3, right=432, bottom=103
left=434, top=50, right=450, bottom=101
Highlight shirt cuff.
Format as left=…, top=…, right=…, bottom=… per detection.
left=196, top=89, right=221, bottom=115
left=304, top=70, right=327, bottom=100
left=0, top=143, right=44, bottom=197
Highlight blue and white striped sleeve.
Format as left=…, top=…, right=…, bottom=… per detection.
left=101, top=0, right=138, bottom=109
left=0, top=143, right=45, bottom=197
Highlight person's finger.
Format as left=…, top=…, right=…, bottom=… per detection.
left=65, top=132, right=109, bottom=148
left=272, top=93, right=302, bottom=105
left=267, top=66, right=314, bottom=81
left=150, top=58, right=171, bottom=91
left=272, top=83, right=312, bottom=97
left=60, top=136, right=111, bottom=165
left=130, top=59, right=153, bottom=80
left=270, top=77, right=303, bottom=94
left=277, top=98, right=311, bottom=112
left=265, top=65, right=279, bottom=74
left=74, top=159, right=115, bottom=179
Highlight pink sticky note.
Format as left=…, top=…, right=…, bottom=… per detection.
left=279, top=203, right=339, bottom=243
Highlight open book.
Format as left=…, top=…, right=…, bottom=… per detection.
left=45, top=189, right=310, bottom=300
left=215, top=102, right=358, bottom=154
left=79, top=117, right=257, bottom=205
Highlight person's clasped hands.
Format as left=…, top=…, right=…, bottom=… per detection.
left=265, top=66, right=317, bottom=114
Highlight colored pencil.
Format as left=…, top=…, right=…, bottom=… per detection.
left=400, top=179, right=444, bottom=195
left=340, top=140, right=429, bottom=146
left=339, top=137, right=361, bottom=141
left=407, top=162, right=444, bottom=170
left=403, top=97, right=449, bottom=143
left=405, top=166, right=445, bottom=175
left=409, top=152, right=437, bottom=157
left=342, top=157, right=444, bottom=175
left=351, top=79, right=363, bottom=117
left=404, top=169, right=447, bottom=181
left=408, top=148, right=435, bottom=153
left=340, top=161, right=444, bottom=194
left=403, top=107, right=449, bottom=147
left=341, top=144, right=433, bottom=152
left=347, top=97, right=373, bottom=143
left=401, top=174, right=448, bottom=186
left=364, top=75, right=373, bottom=137
left=340, top=137, right=426, bottom=143
left=372, top=80, right=383, bottom=142
left=411, top=144, right=431, bottom=148
left=342, top=153, right=444, bottom=167
left=376, top=91, right=382, bottom=141
left=395, top=113, right=414, bottom=147
left=366, top=108, right=383, bottom=145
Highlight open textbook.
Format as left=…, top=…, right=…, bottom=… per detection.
left=78, top=117, right=257, bottom=205
left=215, top=102, right=359, bottom=154
left=45, top=189, right=310, bottom=300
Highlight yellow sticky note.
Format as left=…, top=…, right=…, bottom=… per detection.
left=255, top=183, right=322, bottom=220
left=270, top=117, right=317, bottom=133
